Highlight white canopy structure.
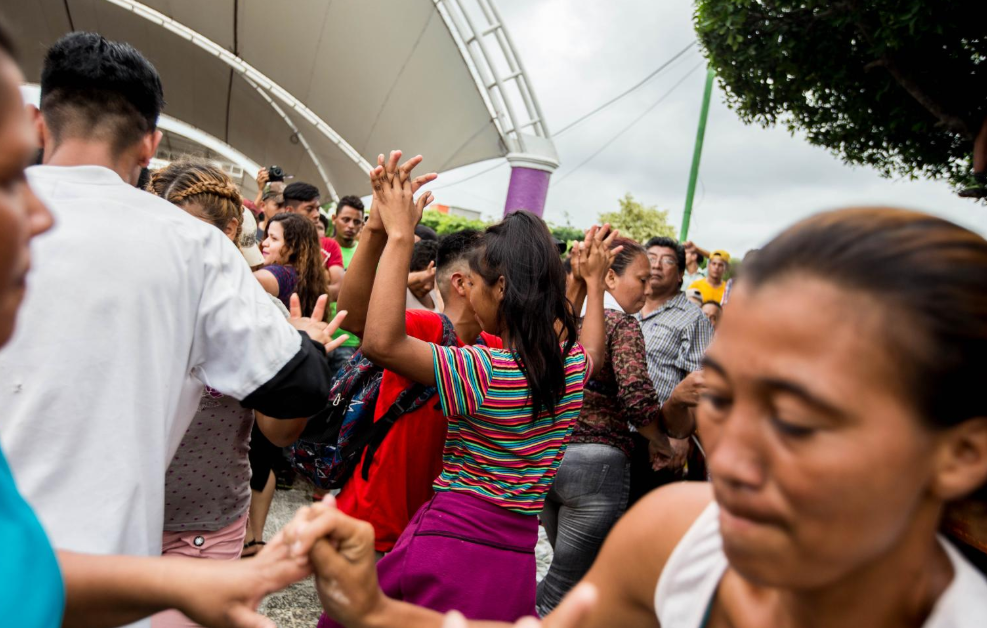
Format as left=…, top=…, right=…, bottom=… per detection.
left=4, top=0, right=558, bottom=210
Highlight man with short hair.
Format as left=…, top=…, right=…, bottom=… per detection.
left=0, top=32, right=337, bottom=582
left=701, top=300, right=722, bottom=330
left=326, top=195, right=366, bottom=370
left=688, top=249, right=730, bottom=304
left=335, top=224, right=500, bottom=555
left=332, top=195, right=366, bottom=265
left=631, top=236, right=713, bottom=503
left=284, top=181, right=344, bottom=297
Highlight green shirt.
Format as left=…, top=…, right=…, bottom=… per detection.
left=332, top=242, right=360, bottom=347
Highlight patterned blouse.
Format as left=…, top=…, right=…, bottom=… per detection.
left=571, top=308, right=661, bottom=458
left=430, top=343, right=590, bottom=515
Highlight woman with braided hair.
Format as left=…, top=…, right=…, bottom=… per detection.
left=146, top=159, right=347, bottom=627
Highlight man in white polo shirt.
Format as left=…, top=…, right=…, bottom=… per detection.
left=0, top=30, right=337, bottom=584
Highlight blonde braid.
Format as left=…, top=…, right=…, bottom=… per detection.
left=154, top=158, right=246, bottom=243
left=169, top=179, right=242, bottom=205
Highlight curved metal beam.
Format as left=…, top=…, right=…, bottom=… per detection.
left=433, top=0, right=554, bottom=154
left=103, top=0, right=372, bottom=182
left=242, top=76, right=339, bottom=202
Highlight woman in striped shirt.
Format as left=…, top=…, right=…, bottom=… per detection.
left=317, top=151, right=614, bottom=626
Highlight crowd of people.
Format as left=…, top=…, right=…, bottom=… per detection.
left=1, top=26, right=986, bottom=628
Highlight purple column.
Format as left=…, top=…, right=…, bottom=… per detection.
left=504, top=165, right=551, bottom=217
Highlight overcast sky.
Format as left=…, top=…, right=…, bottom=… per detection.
left=427, top=0, right=986, bottom=256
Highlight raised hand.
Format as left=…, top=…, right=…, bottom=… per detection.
left=288, top=293, right=349, bottom=353
left=369, top=150, right=436, bottom=239
left=579, top=224, right=622, bottom=286
left=408, top=260, right=436, bottom=294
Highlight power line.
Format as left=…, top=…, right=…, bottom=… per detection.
left=553, top=42, right=697, bottom=137
left=551, top=62, right=705, bottom=188
left=429, top=160, right=508, bottom=190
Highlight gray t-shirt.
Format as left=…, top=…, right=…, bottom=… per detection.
left=163, top=389, right=254, bottom=532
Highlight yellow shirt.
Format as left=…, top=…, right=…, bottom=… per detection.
left=688, top=277, right=726, bottom=304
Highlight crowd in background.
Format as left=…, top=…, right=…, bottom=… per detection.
left=0, top=26, right=985, bottom=628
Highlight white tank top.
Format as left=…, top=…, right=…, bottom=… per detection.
left=655, top=502, right=987, bottom=628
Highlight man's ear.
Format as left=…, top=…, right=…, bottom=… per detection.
left=137, top=129, right=163, bottom=168
left=931, top=417, right=987, bottom=502
left=446, top=272, right=464, bottom=297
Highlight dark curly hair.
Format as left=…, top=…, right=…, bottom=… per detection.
left=266, top=212, right=330, bottom=318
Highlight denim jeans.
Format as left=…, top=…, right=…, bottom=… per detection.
left=536, top=443, right=631, bottom=616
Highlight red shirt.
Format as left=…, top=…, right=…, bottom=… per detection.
left=320, top=237, right=344, bottom=270
left=335, top=310, right=502, bottom=552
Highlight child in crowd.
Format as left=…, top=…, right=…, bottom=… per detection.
left=319, top=150, right=616, bottom=624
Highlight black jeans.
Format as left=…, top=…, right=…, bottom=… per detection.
left=536, top=443, right=630, bottom=616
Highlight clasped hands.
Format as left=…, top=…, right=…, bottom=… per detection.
left=366, top=150, right=437, bottom=239
left=278, top=495, right=599, bottom=628
left=569, top=224, right=622, bottom=288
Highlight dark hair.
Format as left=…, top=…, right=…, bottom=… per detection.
left=283, top=182, right=321, bottom=206
left=696, top=252, right=706, bottom=266
left=644, top=236, right=686, bottom=269
left=701, top=300, right=722, bottom=311
left=318, top=213, right=330, bottom=232
left=562, top=256, right=573, bottom=275
left=742, top=208, right=987, bottom=432
left=40, top=32, right=165, bottom=155
left=469, top=211, right=579, bottom=421
left=336, top=195, right=365, bottom=214
left=410, top=239, right=439, bottom=272
left=265, top=212, right=330, bottom=318
left=610, top=237, right=647, bottom=276
left=415, top=224, right=439, bottom=242
left=436, top=229, right=481, bottom=272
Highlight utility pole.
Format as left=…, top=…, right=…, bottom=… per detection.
left=679, top=68, right=715, bottom=242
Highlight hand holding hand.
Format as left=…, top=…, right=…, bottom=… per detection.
left=369, top=150, right=436, bottom=239
left=176, top=527, right=311, bottom=628
left=281, top=495, right=384, bottom=627
left=288, top=294, right=349, bottom=353
left=579, top=224, right=622, bottom=287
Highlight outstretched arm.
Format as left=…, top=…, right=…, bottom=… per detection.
left=359, top=151, right=436, bottom=385
left=59, top=530, right=310, bottom=628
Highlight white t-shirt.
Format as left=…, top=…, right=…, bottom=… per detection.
left=0, top=166, right=301, bottom=563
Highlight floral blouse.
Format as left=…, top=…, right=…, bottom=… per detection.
left=571, top=309, right=661, bottom=457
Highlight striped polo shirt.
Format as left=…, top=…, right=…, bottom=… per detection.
left=430, top=343, right=590, bottom=514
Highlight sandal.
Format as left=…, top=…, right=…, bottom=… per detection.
left=241, top=540, right=266, bottom=558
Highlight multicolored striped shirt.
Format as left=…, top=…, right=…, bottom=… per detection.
left=430, top=343, right=591, bottom=514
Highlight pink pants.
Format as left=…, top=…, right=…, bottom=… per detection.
left=151, top=514, right=248, bottom=628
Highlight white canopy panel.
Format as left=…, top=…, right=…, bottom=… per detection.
left=3, top=0, right=512, bottom=198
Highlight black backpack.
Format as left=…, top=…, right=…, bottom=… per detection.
left=287, top=314, right=460, bottom=490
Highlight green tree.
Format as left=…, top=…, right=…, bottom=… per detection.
left=694, top=0, right=987, bottom=193
left=419, top=210, right=489, bottom=236
left=598, top=193, right=676, bottom=243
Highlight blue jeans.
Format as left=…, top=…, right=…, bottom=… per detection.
left=536, top=443, right=630, bottom=616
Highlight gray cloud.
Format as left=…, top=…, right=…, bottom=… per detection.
left=428, top=0, right=987, bottom=255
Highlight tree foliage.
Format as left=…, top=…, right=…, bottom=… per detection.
left=419, top=210, right=489, bottom=236
left=694, top=0, right=987, bottom=190
left=598, top=193, right=677, bottom=243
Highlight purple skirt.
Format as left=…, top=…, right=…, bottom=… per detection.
left=318, top=490, right=539, bottom=626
